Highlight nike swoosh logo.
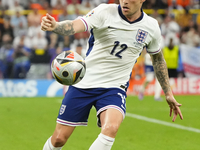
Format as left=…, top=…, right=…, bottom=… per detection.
left=108, top=26, right=119, bottom=29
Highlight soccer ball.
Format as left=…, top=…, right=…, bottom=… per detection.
left=51, top=50, right=86, bottom=85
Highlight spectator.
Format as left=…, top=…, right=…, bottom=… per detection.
left=12, top=37, right=31, bottom=78
left=9, top=0, right=24, bottom=11
left=10, top=9, right=27, bottom=37
left=71, top=6, right=83, bottom=19
left=27, top=8, right=41, bottom=27
left=168, top=0, right=183, bottom=10
left=13, top=31, right=32, bottom=49
left=0, top=18, right=14, bottom=46
left=32, top=31, right=48, bottom=51
left=28, top=1, right=43, bottom=10
left=164, top=30, right=180, bottom=46
left=0, top=34, right=14, bottom=78
left=163, top=33, right=179, bottom=78
left=42, top=0, right=51, bottom=10
left=2, top=0, right=19, bottom=10
left=181, top=25, right=200, bottom=47
left=51, top=0, right=66, bottom=9
left=190, top=0, right=200, bottom=9
left=168, top=0, right=191, bottom=9
left=30, top=31, right=50, bottom=64
left=161, top=14, right=180, bottom=37
left=80, top=0, right=95, bottom=14
left=0, top=8, right=10, bottom=21
left=27, top=24, right=45, bottom=40
left=67, top=0, right=81, bottom=15
left=54, top=0, right=65, bottom=10
left=150, top=9, right=164, bottom=25
left=0, top=0, right=5, bottom=11
left=153, top=0, right=168, bottom=9
left=142, top=0, right=156, bottom=9
left=58, top=7, right=75, bottom=21
left=18, top=0, right=30, bottom=10
left=176, top=8, right=193, bottom=29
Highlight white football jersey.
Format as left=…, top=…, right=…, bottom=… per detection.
left=74, top=4, right=162, bottom=91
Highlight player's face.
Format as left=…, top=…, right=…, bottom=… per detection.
left=119, top=0, right=146, bottom=21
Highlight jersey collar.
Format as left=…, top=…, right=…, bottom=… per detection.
left=118, top=5, right=144, bottom=24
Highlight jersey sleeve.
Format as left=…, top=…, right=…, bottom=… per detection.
left=79, top=4, right=107, bottom=31
left=146, top=23, right=162, bottom=55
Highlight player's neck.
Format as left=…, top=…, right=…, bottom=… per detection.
left=126, top=9, right=142, bottom=22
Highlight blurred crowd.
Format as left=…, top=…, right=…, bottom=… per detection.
left=0, top=0, right=200, bottom=79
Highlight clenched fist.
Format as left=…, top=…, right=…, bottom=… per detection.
left=41, top=13, right=57, bottom=31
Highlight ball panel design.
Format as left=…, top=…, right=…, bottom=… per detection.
left=57, top=59, right=73, bottom=66
left=73, top=68, right=84, bottom=84
left=62, top=71, right=69, bottom=77
left=52, top=71, right=63, bottom=84
left=76, top=60, right=86, bottom=69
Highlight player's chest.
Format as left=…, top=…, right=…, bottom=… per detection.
left=97, top=22, right=151, bottom=50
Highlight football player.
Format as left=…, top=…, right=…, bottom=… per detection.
left=41, top=0, right=183, bottom=150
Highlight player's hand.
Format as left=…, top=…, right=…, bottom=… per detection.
left=41, top=13, right=57, bottom=31
left=166, top=96, right=183, bottom=122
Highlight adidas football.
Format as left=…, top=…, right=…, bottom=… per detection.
left=51, top=50, right=86, bottom=85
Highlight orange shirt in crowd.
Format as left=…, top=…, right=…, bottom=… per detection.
left=108, top=0, right=115, bottom=3
left=30, top=3, right=44, bottom=10
left=168, top=0, right=191, bottom=7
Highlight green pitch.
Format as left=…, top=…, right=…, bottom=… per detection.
left=0, top=95, right=199, bottom=150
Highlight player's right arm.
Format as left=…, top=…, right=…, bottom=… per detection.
left=41, top=13, right=85, bottom=35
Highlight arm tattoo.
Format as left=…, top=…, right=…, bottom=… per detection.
left=53, top=21, right=75, bottom=36
left=151, top=51, right=171, bottom=95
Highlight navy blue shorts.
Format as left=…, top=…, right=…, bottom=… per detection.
left=57, top=86, right=127, bottom=127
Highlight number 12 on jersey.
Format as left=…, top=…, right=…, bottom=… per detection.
left=110, top=41, right=128, bottom=59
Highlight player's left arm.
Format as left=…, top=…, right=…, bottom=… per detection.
left=150, top=51, right=183, bottom=122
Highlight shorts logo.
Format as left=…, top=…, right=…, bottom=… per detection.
left=136, top=29, right=148, bottom=44
left=59, top=104, right=66, bottom=115
left=118, top=93, right=126, bottom=110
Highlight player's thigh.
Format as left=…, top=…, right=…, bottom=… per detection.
left=100, top=108, right=123, bottom=127
left=100, top=108, right=123, bottom=137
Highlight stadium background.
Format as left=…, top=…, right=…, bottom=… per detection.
left=0, top=0, right=200, bottom=150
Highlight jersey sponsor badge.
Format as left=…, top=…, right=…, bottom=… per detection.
left=59, top=104, right=66, bottom=115
left=136, top=29, right=148, bottom=44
